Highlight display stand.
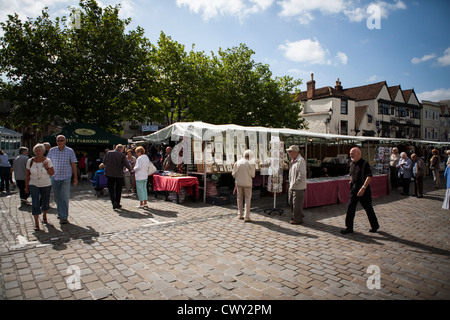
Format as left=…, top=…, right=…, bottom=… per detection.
left=265, top=135, right=284, bottom=215
left=264, top=192, right=283, bottom=215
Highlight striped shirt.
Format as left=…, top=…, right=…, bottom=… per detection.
left=47, top=146, right=77, bottom=181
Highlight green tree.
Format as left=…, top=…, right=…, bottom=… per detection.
left=0, top=0, right=156, bottom=133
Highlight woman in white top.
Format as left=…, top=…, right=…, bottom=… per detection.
left=25, top=144, right=54, bottom=231
left=133, top=146, right=151, bottom=209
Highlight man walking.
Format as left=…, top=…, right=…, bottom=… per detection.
left=47, top=135, right=78, bottom=224
left=232, top=150, right=255, bottom=222
left=104, top=144, right=131, bottom=209
left=287, top=145, right=307, bottom=225
left=341, top=147, right=379, bottom=234
left=411, top=153, right=426, bottom=198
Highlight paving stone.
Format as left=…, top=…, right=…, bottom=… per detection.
left=0, top=177, right=449, bottom=301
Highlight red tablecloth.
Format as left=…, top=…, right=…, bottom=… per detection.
left=337, top=175, right=389, bottom=203
left=153, top=175, right=199, bottom=198
left=303, top=175, right=389, bottom=208
left=304, top=180, right=339, bottom=208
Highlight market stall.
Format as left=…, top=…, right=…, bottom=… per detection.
left=137, top=121, right=449, bottom=207
left=153, top=173, right=199, bottom=203
left=0, top=126, right=22, bottom=159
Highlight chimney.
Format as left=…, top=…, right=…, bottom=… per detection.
left=335, top=78, right=343, bottom=91
left=307, top=73, right=315, bottom=100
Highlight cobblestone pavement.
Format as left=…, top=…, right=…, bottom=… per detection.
left=1, top=175, right=449, bottom=301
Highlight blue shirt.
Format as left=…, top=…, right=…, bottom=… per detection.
left=47, top=146, right=77, bottom=181
left=0, top=154, right=11, bottom=167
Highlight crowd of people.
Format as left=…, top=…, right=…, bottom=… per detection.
left=2, top=139, right=450, bottom=233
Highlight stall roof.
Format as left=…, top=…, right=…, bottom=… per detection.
left=43, top=123, right=128, bottom=146
left=0, top=126, right=22, bottom=136
left=137, top=121, right=450, bottom=146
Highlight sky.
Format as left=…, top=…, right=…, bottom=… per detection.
left=1, top=0, right=450, bottom=102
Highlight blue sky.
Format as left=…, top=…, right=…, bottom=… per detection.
left=1, top=0, right=450, bottom=101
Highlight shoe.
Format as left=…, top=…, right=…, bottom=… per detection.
left=113, top=202, right=120, bottom=209
left=238, top=216, right=244, bottom=220
left=341, top=229, right=353, bottom=234
left=60, top=219, right=68, bottom=224
left=136, top=205, right=145, bottom=209
left=244, top=218, right=251, bottom=222
left=369, top=227, right=379, bottom=233
left=290, top=220, right=303, bottom=225
left=417, top=195, right=423, bottom=198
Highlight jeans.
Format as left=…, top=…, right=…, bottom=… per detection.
left=29, top=185, right=51, bottom=215
left=51, top=177, right=71, bottom=219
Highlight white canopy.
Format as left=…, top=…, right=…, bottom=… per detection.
left=136, top=121, right=450, bottom=146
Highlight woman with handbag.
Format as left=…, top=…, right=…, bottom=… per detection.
left=133, top=146, right=156, bottom=209
left=25, top=144, right=55, bottom=231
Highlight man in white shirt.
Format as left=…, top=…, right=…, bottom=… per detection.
left=287, top=145, right=307, bottom=225
left=232, top=150, right=256, bottom=222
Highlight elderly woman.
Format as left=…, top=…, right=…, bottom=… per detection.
left=397, top=152, right=412, bottom=196
left=133, top=146, right=151, bottom=209
left=25, top=144, right=55, bottom=231
left=430, top=149, right=440, bottom=188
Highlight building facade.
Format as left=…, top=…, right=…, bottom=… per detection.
left=295, top=75, right=422, bottom=139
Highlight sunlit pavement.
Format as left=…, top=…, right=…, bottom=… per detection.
left=1, top=175, right=449, bottom=300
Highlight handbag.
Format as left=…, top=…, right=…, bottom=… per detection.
left=147, top=161, right=157, bottom=175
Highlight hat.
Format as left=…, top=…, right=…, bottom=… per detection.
left=287, top=145, right=300, bottom=153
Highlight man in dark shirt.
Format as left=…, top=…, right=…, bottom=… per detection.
left=104, top=144, right=131, bottom=209
left=341, top=147, right=380, bottom=234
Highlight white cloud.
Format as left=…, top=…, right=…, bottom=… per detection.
left=366, top=75, right=383, bottom=82
left=278, top=0, right=407, bottom=25
left=279, top=38, right=331, bottom=65
left=437, top=47, right=450, bottom=67
left=278, top=0, right=348, bottom=24
left=335, top=51, right=348, bottom=65
left=343, top=7, right=366, bottom=22
left=176, top=0, right=274, bottom=21
left=411, top=54, right=436, bottom=64
left=417, top=88, right=450, bottom=102
left=0, top=0, right=136, bottom=24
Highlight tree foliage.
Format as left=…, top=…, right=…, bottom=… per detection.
left=0, top=0, right=306, bottom=133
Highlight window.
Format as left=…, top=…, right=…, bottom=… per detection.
left=340, top=120, right=348, bottom=135
left=341, top=100, right=348, bottom=114
left=391, top=107, right=395, bottom=115
left=378, top=103, right=390, bottom=115
left=367, top=115, right=373, bottom=123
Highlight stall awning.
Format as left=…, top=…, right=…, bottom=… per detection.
left=43, top=123, right=128, bottom=146
left=136, top=121, right=450, bottom=147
